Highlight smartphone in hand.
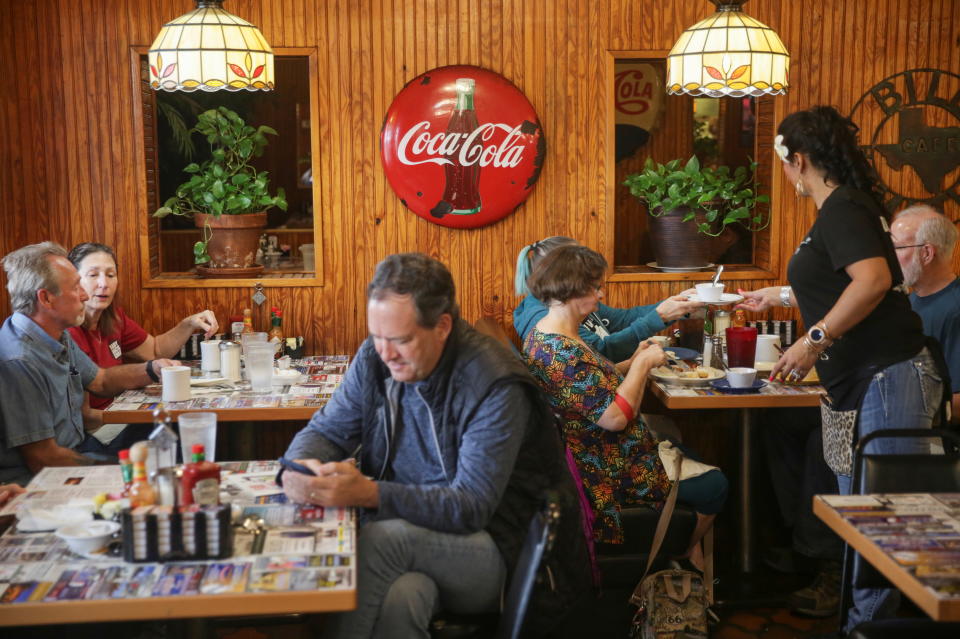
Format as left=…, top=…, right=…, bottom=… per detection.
left=277, top=456, right=317, bottom=476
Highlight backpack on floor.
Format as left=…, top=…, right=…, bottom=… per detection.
left=628, top=451, right=709, bottom=639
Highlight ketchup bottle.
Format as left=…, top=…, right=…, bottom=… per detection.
left=181, top=444, right=221, bottom=506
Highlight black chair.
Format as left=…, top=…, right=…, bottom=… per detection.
left=430, top=492, right=562, bottom=639
left=838, top=428, right=960, bottom=631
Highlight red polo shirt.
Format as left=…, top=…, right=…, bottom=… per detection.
left=68, top=307, right=149, bottom=409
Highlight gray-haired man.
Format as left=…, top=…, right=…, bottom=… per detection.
left=281, top=253, right=586, bottom=639
left=891, top=205, right=960, bottom=420
left=0, top=242, right=176, bottom=486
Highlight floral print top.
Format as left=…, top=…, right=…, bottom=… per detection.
left=524, top=328, right=670, bottom=544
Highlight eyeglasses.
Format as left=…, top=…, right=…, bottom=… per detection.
left=893, top=243, right=925, bottom=251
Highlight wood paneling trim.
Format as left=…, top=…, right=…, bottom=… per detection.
left=3, top=1, right=959, bottom=354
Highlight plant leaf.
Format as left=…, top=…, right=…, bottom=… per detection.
left=705, top=66, right=723, bottom=80
left=729, top=64, right=749, bottom=80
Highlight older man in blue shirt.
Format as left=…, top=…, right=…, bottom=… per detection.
left=0, top=242, right=175, bottom=486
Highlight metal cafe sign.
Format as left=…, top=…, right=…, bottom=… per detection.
left=849, top=69, right=960, bottom=212
left=381, top=65, right=545, bottom=229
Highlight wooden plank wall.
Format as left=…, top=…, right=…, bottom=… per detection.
left=1, top=0, right=958, bottom=356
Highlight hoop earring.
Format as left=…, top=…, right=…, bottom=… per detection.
left=795, top=179, right=808, bottom=198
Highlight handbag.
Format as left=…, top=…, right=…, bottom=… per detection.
left=629, top=451, right=711, bottom=639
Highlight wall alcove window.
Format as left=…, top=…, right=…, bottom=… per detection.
left=606, top=51, right=777, bottom=283
left=132, top=47, right=322, bottom=288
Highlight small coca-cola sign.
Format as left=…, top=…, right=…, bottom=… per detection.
left=381, top=65, right=545, bottom=229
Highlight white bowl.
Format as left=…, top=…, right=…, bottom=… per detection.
left=726, top=367, right=758, bottom=388
left=55, top=520, right=120, bottom=555
left=694, top=282, right=725, bottom=302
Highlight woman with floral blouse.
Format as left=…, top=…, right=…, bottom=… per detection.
left=522, top=244, right=727, bottom=568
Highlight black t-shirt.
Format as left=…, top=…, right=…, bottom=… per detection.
left=786, top=186, right=924, bottom=395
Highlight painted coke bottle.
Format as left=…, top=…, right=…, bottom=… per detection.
left=440, top=78, right=482, bottom=215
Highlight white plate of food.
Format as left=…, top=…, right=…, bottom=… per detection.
left=650, top=364, right=725, bottom=387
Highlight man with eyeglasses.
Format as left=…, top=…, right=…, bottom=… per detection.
left=891, top=205, right=960, bottom=422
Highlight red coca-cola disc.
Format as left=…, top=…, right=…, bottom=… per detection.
left=381, top=65, right=545, bottom=229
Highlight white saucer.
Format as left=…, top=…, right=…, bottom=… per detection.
left=646, top=262, right=715, bottom=273
left=687, top=292, right=744, bottom=305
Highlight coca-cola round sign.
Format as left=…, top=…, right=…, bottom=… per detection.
left=381, top=65, right=545, bottom=229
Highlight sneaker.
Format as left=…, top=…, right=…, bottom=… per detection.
left=789, top=563, right=841, bottom=617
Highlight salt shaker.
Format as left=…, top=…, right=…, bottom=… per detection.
left=219, top=340, right=242, bottom=382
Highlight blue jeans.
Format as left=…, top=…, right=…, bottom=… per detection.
left=323, top=519, right=507, bottom=639
left=836, top=348, right=942, bottom=632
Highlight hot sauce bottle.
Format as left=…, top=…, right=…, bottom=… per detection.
left=118, top=448, right=134, bottom=495
left=181, top=444, right=221, bottom=506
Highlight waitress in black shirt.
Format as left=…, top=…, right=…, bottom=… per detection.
left=738, top=106, right=943, bottom=631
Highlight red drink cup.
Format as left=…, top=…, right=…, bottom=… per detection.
left=725, top=326, right=758, bottom=368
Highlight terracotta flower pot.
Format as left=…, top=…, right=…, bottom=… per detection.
left=194, top=212, right=267, bottom=277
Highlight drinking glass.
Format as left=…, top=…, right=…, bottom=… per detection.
left=178, top=412, right=217, bottom=462
left=241, top=332, right=268, bottom=360
left=246, top=343, right=275, bottom=392
left=725, top=326, right=758, bottom=368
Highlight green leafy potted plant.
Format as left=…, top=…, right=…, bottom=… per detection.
left=623, top=155, right=770, bottom=269
left=153, top=106, right=287, bottom=277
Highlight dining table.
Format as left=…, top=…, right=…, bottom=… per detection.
left=813, top=493, right=960, bottom=621
left=648, top=377, right=825, bottom=573
left=100, top=355, right=349, bottom=460
left=102, top=355, right=349, bottom=425
left=0, top=463, right=357, bottom=627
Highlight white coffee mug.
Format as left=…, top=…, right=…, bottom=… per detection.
left=200, top=339, right=221, bottom=372
left=161, top=365, right=192, bottom=402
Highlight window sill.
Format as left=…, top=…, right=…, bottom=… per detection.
left=609, top=264, right=776, bottom=283
left=143, top=272, right=323, bottom=289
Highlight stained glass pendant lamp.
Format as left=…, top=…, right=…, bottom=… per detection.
left=148, top=0, right=274, bottom=92
left=666, top=0, right=789, bottom=97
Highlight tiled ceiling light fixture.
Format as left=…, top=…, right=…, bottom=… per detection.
left=667, top=0, right=789, bottom=97
left=148, top=0, right=274, bottom=92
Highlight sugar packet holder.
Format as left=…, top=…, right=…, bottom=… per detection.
left=121, top=503, right=232, bottom=563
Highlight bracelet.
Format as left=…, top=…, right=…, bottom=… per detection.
left=780, top=286, right=792, bottom=307
left=613, top=393, right=635, bottom=423
left=802, top=336, right=831, bottom=360
left=145, top=360, right=159, bottom=383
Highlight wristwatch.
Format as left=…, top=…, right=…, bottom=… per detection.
left=807, top=324, right=828, bottom=346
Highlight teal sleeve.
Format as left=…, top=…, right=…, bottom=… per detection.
left=580, top=302, right=667, bottom=362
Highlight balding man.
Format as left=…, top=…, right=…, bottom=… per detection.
left=891, top=205, right=960, bottom=420
left=0, top=242, right=176, bottom=486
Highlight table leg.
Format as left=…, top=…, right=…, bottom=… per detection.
left=740, top=407, right=755, bottom=572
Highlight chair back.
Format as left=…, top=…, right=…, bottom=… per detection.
left=494, top=492, right=561, bottom=639
left=853, top=428, right=960, bottom=495
left=474, top=316, right=523, bottom=360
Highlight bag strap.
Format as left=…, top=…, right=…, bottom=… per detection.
left=639, top=451, right=683, bottom=582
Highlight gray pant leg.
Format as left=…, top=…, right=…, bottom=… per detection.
left=324, top=519, right=506, bottom=639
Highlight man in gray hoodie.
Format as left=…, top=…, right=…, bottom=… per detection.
left=281, top=253, right=586, bottom=639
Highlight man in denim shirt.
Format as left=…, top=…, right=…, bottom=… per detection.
left=282, top=253, right=586, bottom=639
left=0, top=242, right=176, bottom=486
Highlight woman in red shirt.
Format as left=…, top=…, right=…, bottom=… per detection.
left=67, top=243, right=218, bottom=442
